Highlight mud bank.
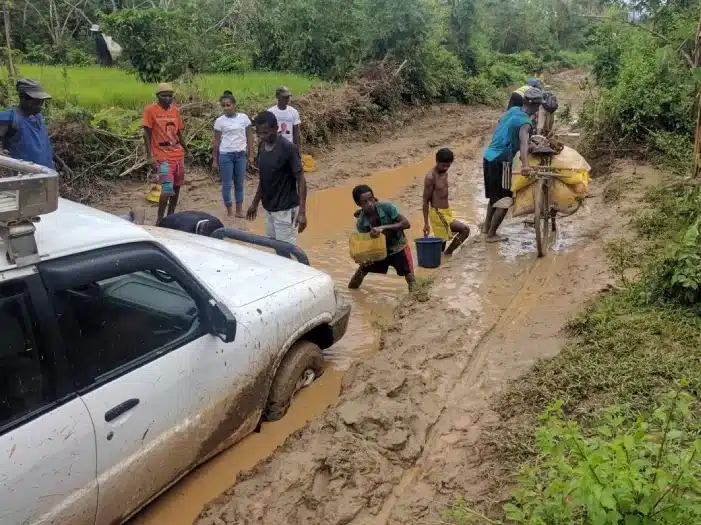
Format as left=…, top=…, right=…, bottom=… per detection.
left=193, top=154, right=631, bottom=524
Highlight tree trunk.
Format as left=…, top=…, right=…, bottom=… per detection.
left=3, top=0, right=15, bottom=82
left=694, top=9, right=701, bottom=179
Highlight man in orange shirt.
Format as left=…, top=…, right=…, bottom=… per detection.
left=143, top=83, right=189, bottom=223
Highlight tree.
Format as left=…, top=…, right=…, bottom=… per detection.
left=19, top=0, right=92, bottom=49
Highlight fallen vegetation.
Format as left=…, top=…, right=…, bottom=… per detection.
left=45, top=60, right=407, bottom=202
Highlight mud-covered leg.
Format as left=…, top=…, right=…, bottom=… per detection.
left=483, top=201, right=495, bottom=235
left=348, top=267, right=367, bottom=289
left=487, top=204, right=509, bottom=243
left=405, top=273, right=416, bottom=292
left=444, top=221, right=470, bottom=255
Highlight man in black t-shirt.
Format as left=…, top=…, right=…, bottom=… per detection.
left=246, top=111, right=307, bottom=245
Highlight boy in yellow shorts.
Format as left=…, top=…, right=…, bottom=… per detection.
left=422, top=148, right=470, bottom=255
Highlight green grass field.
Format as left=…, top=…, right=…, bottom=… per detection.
left=2, top=64, right=317, bottom=111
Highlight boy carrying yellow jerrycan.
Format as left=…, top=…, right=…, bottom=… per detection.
left=349, top=232, right=387, bottom=264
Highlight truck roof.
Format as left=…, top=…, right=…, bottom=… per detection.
left=0, top=198, right=154, bottom=272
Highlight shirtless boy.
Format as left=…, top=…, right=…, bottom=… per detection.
left=422, top=148, right=470, bottom=255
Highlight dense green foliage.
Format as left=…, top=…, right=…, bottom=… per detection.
left=581, top=4, right=699, bottom=170
left=507, top=388, right=701, bottom=525
left=2, top=0, right=598, bottom=106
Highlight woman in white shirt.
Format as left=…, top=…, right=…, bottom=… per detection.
left=212, top=91, right=254, bottom=217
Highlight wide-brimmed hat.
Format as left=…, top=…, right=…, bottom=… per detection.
left=16, top=78, right=51, bottom=100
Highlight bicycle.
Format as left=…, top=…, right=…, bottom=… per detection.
left=531, top=152, right=583, bottom=257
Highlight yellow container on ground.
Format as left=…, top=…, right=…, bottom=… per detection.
left=146, top=184, right=162, bottom=203
left=349, top=232, right=387, bottom=264
left=302, top=154, right=317, bottom=172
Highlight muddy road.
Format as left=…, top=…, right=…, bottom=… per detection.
left=98, top=70, right=621, bottom=525
left=192, top=144, right=626, bottom=525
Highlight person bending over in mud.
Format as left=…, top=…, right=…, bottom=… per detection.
left=422, top=148, right=470, bottom=255
left=482, top=87, right=542, bottom=243
left=348, top=184, right=416, bottom=292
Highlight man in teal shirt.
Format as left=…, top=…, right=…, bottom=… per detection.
left=482, top=87, right=542, bottom=242
left=349, top=184, right=416, bottom=291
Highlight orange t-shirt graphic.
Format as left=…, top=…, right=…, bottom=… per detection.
left=143, top=103, right=184, bottom=161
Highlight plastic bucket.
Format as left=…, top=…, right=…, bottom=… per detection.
left=415, top=237, right=443, bottom=268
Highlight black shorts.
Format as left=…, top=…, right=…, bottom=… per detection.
left=483, top=155, right=513, bottom=201
left=363, top=245, right=414, bottom=276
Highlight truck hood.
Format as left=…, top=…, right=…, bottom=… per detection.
left=145, top=226, right=327, bottom=308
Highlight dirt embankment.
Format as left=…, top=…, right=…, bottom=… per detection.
left=192, top=98, right=653, bottom=525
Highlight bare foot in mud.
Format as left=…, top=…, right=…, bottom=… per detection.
left=486, top=234, right=508, bottom=243
left=235, top=212, right=246, bottom=219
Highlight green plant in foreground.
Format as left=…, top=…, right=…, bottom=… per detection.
left=603, top=237, right=641, bottom=286
left=505, top=384, right=701, bottom=525
left=645, top=220, right=701, bottom=306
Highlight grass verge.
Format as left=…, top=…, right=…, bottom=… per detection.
left=445, top=176, right=701, bottom=524
left=2, top=64, right=317, bottom=111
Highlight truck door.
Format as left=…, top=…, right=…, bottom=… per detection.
left=0, top=270, right=98, bottom=525
left=38, top=242, right=236, bottom=525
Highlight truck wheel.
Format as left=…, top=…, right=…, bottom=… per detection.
left=264, top=341, right=324, bottom=422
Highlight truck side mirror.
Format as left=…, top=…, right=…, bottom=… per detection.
left=209, top=300, right=236, bottom=343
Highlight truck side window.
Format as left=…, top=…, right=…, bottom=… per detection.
left=0, top=279, right=53, bottom=429
left=51, top=269, right=202, bottom=389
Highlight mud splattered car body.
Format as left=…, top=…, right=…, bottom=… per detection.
left=0, top=197, right=349, bottom=525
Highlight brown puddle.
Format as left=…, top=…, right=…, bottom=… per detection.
left=129, top=154, right=462, bottom=525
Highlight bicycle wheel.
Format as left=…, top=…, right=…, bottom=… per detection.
left=534, top=178, right=549, bottom=257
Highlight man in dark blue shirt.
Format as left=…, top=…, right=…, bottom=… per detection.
left=0, top=78, right=54, bottom=169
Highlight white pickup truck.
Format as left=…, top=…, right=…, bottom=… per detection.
left=0, top=159, right=350, bottom=525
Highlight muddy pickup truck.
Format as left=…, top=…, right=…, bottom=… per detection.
left=0, top=158, right=350, bottom=525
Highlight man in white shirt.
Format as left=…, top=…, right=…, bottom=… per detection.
left=267, top=86, right=301, bottom=150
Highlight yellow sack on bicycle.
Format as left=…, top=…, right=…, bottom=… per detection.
left=511, top=173, right=535, bottom=193
left=513, top=185, right=536, bottom=217
left=552, top=179, right=585, bottom=214
left=512, top=146, right=591, bottom=192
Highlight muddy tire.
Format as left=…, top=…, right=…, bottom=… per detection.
left=264, top=341, right=324, bottom=422
left=534, top=178, right=549, bottom=258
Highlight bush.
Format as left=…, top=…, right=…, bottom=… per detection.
left=463, top=74, right=501, bottom=105
left=502, top=50, right=545, bottom=74
left=207, top=48, right=254, bottom=74
left=66, top=48, right=93, bottom=67
left=403, top=42, right=470, bottom=103
left=645, top=221, right=701, bottom=306
left=503, top=387, right=701, bottom=525
left=486, top=61, right=526, bottom=88
left=581, top=30, right=695, bottom=168
left=103, top=9, right=199, bottom=82
left=555, top=50, right=594, bottom=69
